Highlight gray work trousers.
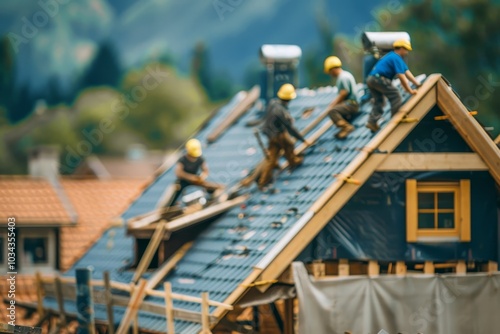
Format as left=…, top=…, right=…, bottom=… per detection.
left=328, top=101, right=359, bottom=123
left=366, top=75, right=403, bottom=123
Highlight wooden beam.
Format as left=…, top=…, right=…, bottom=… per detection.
left=164, top=282, right=175, bottom=334
left=207, top=85, right=260, bottom=143
left=368, top=261, right=379, bottom=277
left=132, top=221, right=167, bottom=283
left=130, top=283, right=139, bottom=334
left=436, top=79, right=500, bottom=184
left=456, top=260, right=467, bottom=275
left=395, top=261, right=407, bottom=276
left=115, top=279, right=148, bottom=334
left=54, top=276, right=66, bottom=327
left=376, top=153, right=488, bottom=171
left=424, top=261, right=435, bottom=274
left=165, top=195, right=248, bottom=232
left=35, top=272, right=45, bottom=319
left=284, top=298, right=295, bottom=334
left=103, top=272, right=115, bottom=334
left=311, top=261, right=325, bottom=278
left=200, top=292, right=212, bottom=334
left=255, top=78, right=439, bottom=289
left=146, top=289, right=233, bottom=310
left=338, top=259, right=349, bottom=277
left=157, top=184, right=178, bottom=209
left=146, top=242, right=193, bottom=290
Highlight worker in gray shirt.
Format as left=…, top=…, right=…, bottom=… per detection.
left=324, top=56, right=359, bottom=139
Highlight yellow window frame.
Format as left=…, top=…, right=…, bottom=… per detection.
left=406, top=179, right=471, bottom=242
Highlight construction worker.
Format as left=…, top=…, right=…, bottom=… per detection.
left=259, top=84, right=311, bottom=188
left=171, top=139, right=222, bottom=205
left=365, top=39, right=422, bottom=132
left=324, top=56, right=359, bottom=139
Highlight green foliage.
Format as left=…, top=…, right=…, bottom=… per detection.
left=80, top=41, right=122, bottom=89
left=380, top=0, right=500, bottom=134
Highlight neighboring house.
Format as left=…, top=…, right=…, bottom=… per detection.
left=38, top=73, right=499, bottom=333
left=0, top=175, right=145, bottom=325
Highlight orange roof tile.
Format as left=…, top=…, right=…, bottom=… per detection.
left=0, top=177, right=73, bottom=225
left=59, top=178, right=145, bottom=271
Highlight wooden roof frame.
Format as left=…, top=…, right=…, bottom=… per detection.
left=213, top=73, right=500, bottom=318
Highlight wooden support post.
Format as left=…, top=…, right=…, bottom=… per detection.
left=54, top=276, right=66, bottom=327
left=424, top=261, right=435, bottom=274
left=103, top=272, right=115, bottom=334
left=367, top=261, right=379, bottom=277
left=338, top=259, right=349, bottom=277
left=284, top=298, right=294, bottom=334
left=115, top=279, right=148, bottom=334
left=270, top=302, right=284, bottom=334
left=312, top=260, right=325, bottom=278
left=456, top=260, right=467, bottom=275
left=200, top=292, right=212, bottom=334
left=129, top=283, right=139, bottom=334
left=132, top=221, right=167, bottom=283
left=35, top=271, right=45, bottom=318
left=146, top=242, right=193, bottom=290
left=164, top=282, right=175, bottom=334
left=252, top=306, right=260, bottom=333
left=484, top=261, right=498, bottom=273
left=395, top=261, right=407, bottom=276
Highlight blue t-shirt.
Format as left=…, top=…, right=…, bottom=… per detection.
left=369, top=51, right=408, bottom=79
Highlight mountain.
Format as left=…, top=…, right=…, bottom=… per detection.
left=0, top=0, right=385, bottom=93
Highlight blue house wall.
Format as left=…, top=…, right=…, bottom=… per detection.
left=301, top=105, right=499, bottom=263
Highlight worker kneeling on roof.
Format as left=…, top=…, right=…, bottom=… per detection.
left=259, top=84, right=311, bottom=188
left=365, top=39, right=422, bottom=132
left=171, top=139, right=223, bottom=205
left=324, top=56, right=359, bottom=139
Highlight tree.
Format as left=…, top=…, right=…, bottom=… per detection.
left=80, top=41, right=122, bottom=89
left=380, top=0, right=500, bottom=133
left=0, top=35, right=15, bottom=117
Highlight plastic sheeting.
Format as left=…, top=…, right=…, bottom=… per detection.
left=299, top=171, right=499, bottom=262
left=293, top=262, right=500, bottom=334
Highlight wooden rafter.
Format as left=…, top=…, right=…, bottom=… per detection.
left=376, top=153, right=488, bottom=171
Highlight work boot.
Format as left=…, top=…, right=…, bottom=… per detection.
left=365, top=121, right=380, bottom=133
left=335, top=120, right=355, bottom=139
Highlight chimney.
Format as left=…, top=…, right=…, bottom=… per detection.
left=361, top=31, right=411, bottom=82
left=29, top=146, right=60, bottom=182
left=259, top=44, right=302, bottom=103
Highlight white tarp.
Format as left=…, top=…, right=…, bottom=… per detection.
left=292, top=262, right=500, bottom=334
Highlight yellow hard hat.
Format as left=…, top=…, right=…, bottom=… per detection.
left=186, top=138, right=202, bottom=157
left=277, top=83, right=296, bottom=100
left=324, top=56, right=342, bottom=73
left=393, top=39, right=412, bottom=51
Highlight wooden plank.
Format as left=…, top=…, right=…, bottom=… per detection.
left=460, top=179, right=471, bottom=242
left=406, top=179, right=418, bottom=242
left=484, top=261, right=498, bottom=273
left=368, top=261, right=379, bottom=277
left=338, top=259, right=349, bottom=277
left=284, top=298, right=295, bottom=334
left=164, top=282, right=175, bottom=334
left=115, top=279, right=148, bottom=334
left=200, top=292, right=212, bottom=334
left=35, top=272, right=44, bottom=318
left=395, top=261, right=407, bottom=276
left=128, top=211, right=162, bottom=230
left=130, top=284, right=139, bottom=334
left=146, top=242, right=193, bottom=290
left=54, top=276, right=66, bottom=327
left=424, top=261, right=435, bottom=274
left=456, top=261, right=467, bottom=275
left=376, top=153, right=488, bottom=171
left=256, top=84, right=438, bottom=288
left=207, top=85, right=260, bottom=143
left=311, top=261, right=325, bottom=278
left=146, top=289, right=233, bottom=310
left=436, top=79, right=500, bottom=184
left=103, top=272, right=115, bottom=334
left=132, top=221, right=167, bottom=283
left=157, top=184, right=178, bottom=209
left=165, top=195, right=248, bottom=232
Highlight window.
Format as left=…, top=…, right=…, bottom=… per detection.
left=19, top=229, right=56, bottom=274
left=406, top=179, right=470, bottom=242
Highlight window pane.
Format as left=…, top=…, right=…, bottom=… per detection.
left=418, top=213, right=435, bottom=229
left=438, top=213, right=455, bottom=229
left=418, top=192, right=434, bottom=209
left=438, top=192, right=454, bottom=209
left=23, top=237, right=48, bottom=264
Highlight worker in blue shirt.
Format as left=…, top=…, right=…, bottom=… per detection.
left=365, top=39, right=421, bottom=132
